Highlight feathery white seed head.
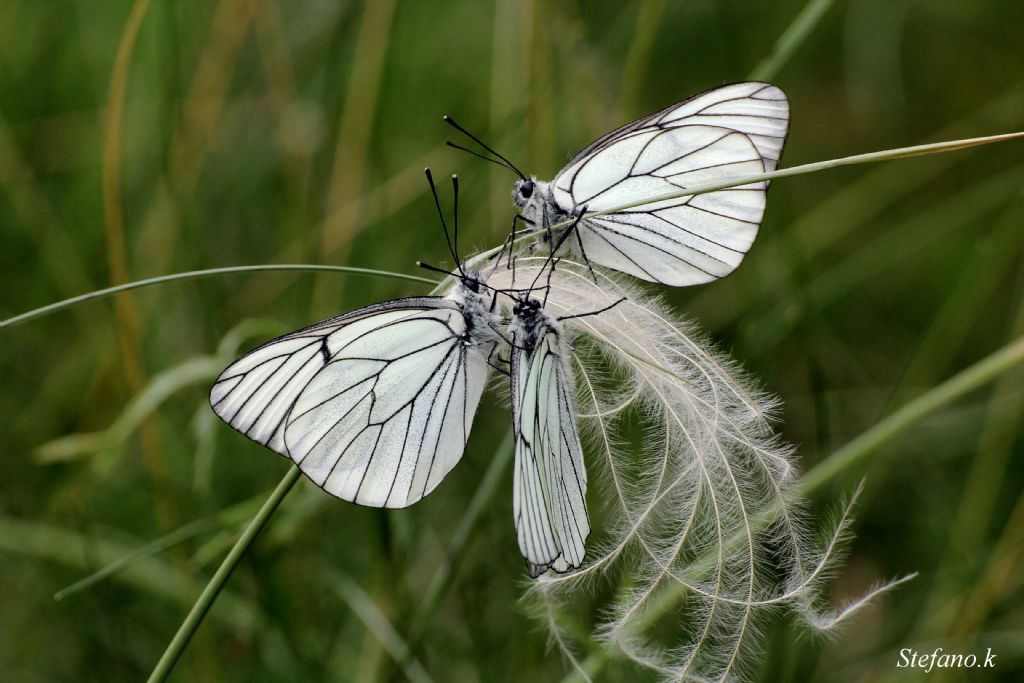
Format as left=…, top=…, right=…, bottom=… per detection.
left=486, top=257, right=910, bottom=681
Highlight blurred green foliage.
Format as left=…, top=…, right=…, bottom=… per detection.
left=2, top=0, right=1023, bottom=681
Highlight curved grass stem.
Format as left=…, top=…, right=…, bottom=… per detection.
left=146, top=466, right=302, bottom=683
left=1, top=264, right=438, bottom=329
left=798, top=333, right=1024, bottom=494
left=544, top=131, right=1024, bottom=233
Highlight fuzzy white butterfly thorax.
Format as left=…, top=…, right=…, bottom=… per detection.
left=210, top=273, right=499, bottom=509
left=513, top=82, right=789, bottom=287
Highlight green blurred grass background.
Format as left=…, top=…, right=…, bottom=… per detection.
left=2, top=0, right=1023, bottom=680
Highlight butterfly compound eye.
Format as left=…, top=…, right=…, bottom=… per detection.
left=518, top=180, right=534, bottom=200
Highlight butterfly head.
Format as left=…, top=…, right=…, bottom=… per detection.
left=509, top=295, right=554, bottom=352
left=512, top=177, right=550, bottom=228
left=512, top=296, right=542, bottom=318
left=513, top=178, right=535, bottom=206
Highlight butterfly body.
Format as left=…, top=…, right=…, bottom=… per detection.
left=508, top=297, right=589, bottom=576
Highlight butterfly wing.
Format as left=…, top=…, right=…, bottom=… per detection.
left=511, top=325, right=589, bottom=576
left=562, top=81, right=788, bottom=176
left=211, top=296, right=490, bottom=508
left=549, top=82, right=788, bottom=286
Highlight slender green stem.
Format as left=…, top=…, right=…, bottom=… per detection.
left=548, top=131, right=1024, bottom=231
left=146, top=466, right=302, bottom=683
left=749, top=0, right=836, bottom=81
left=798, top=334, right=1024, bottom=494
left=1, top=264, right=438, bottom=329
left=909, top=288, right=1024, bottom=639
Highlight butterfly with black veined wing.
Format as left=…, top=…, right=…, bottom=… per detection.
left=210, top=172, right=503, bottom=509
left=507, top=292, right=588, bottom=576
left=501, top=252, right=625, bottom=576
left=447, top=81, right=789, bottom=287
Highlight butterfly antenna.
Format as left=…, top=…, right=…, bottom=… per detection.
left=443, top=115, right=527, bottom=181
left=424, top=168, right=464, bottom=278
left=489, top=234, right=510, bottom=279
left=451, top=174, right=462, bottom=272
left=445, top=141, right=517, bottom=175
left=418, top=261, right=523, bottom=299
left=416, top=261, right=458, bottom=278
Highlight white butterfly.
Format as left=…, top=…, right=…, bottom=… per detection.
left=506, top=293, right=590, bottom=576
left=210, top=270, right=500, bottom=508
left=450, top=82, right=789, bottom=287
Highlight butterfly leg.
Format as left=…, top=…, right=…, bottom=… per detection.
left=491, top=217, right=516, bottom=274
left=557, top=296, right=627, bottom=322
left=508, top=214, right=533, bottom=268
left=491, top=214, right=533, bottom=280
left=484, top=340, right=510, bottom=376
left=551, top=207, right=599, bottom=284
left=488, top=319, right=526, bottom=352
left=570, top=216, right=598, bottom=284
left=541, top=256, right=559, bottom=308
